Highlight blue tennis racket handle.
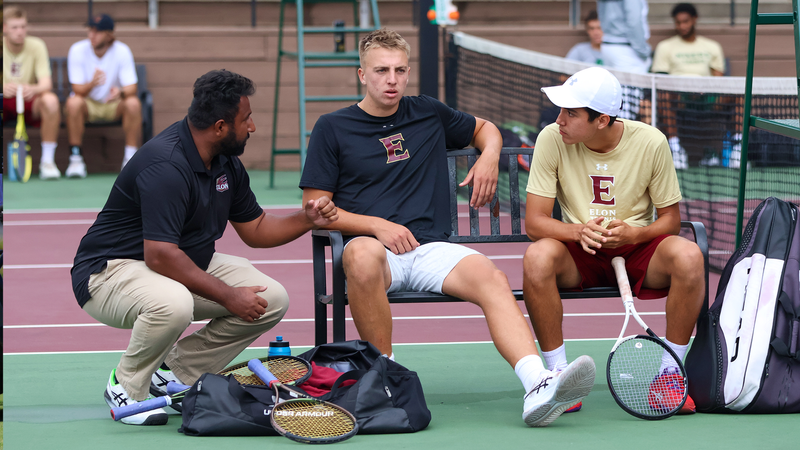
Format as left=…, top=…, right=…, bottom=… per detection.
left=166, top=381, right=191, bottom=395
left=248, top=358, right=278, bottom=385
left=111, top=396, right=170, bottom=421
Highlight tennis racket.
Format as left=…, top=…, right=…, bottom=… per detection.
left=10, top=85, right=32, bottom=182
left=112, top=355, right=312, bottom=421
left=607, top=256, right=688, bottom=420
left=248, top=359, right=358, bottom=444
left=111, top=383, right=191, bottom=421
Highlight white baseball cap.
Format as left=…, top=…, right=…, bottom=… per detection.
left=540, top=67, right=622, bottom=117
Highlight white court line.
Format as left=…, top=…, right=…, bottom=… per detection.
left=3, top=338, right=620, bottom=356
left=5, top=219, right=97, bottom=226
left=3, top=311, right=663, bottom=330
left=4, top=255, right=524, bottom=270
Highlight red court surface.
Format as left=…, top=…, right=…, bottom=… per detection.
left=3, top=207, right=721, bottom=354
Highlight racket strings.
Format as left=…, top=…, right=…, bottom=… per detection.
left=219, top=357, right=310, bottom=386
left=272, top=400, right=356, bottom=439
left=608, top=338, right=685, bottom=417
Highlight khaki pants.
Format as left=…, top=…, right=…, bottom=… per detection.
left=83, top=253, right=289, bottom=400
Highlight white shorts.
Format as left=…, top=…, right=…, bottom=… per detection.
left=345, top=238, right=480, bottom=294
left=601, top=44, right=652, bottom=74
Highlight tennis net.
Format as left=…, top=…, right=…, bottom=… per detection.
left=445, top=31, right=800, bottom=272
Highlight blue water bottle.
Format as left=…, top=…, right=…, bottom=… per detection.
left=268, top=336, right=291, bottom=357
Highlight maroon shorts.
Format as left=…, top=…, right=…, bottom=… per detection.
left=3, top=96, right=41, bottom=127
left=564, top=234, right=671, bottom=300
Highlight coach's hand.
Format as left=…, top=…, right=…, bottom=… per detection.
left=304, top=196, right=338, bottom=228
left=374, top=219, right=419, bottom=255
left=226, top=286, right=269, bottom=322
left=579, top=217, right=610, bottom=255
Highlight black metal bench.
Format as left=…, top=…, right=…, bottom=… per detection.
left=311, top=147, right=709, bottom=346
left=4, top=57, right=153, bottom=145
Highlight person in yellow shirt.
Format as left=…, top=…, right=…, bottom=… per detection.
left=651, top=3, right=725, bottom=77
left=522, top=67, right=705, bottom=414
left=3, top=6, right=62, bottom=179
left=651, top=3, right=733, bottom=168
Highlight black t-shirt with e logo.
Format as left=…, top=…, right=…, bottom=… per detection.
left=300, top=95, right=476, bottom=245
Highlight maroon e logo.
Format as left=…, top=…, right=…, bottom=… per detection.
left=589, top=175, right=615, bottom=205
left=379, top=133, right=409, bottom=163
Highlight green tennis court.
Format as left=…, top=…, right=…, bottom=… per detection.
left=4, top=341, right=795, bottom=450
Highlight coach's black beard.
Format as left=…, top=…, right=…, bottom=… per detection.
left=216, top=130, right=248, bottom=157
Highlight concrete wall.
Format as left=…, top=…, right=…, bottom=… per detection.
left=4, top=0, right=798, bottom=173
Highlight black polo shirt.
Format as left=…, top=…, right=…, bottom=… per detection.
left=71, top=117, right=264, bottom=307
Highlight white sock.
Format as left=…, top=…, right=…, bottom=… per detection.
left=541, top=344, right=568, bottom=372
left=124, top=146, right=138, bottom=160
left=660, top=339, right=690, bottom=373
left=381, top=352, right=395, bottom=361
left=41, top=142, right=57, bottom=164
left=515, top=354, right=546, bottom=394
left=668, top=136, right=682, bottom=152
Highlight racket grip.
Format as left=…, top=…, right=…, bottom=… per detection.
left=248, top=358, right=278, bottom=385
left=166, top=381, right=191, bottom=395
left=111, top=396, right=170, bottom=421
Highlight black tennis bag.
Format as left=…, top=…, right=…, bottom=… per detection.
left=178, top=340, right=430, bottom=436
left=685, top=197, right=800, bottom=413
left=296, top=340, right=432, bottom=433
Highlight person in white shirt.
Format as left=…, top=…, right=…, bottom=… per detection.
left=65, top=14, right=141, bottom=177
left=566, top=11, right=604, bottom=66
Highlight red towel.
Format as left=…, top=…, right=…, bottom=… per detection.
left=299, top=361, right=357, bottom=397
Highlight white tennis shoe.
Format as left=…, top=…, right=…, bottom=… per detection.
left=105, top=368, right=168, bottom=426
left=65, top=154, right=87, bottom=178
left=150, top=367, right=184, bottom=413
left=38, top=162, right=61, bottom=180
left=523, top=355, right=596, bottom=427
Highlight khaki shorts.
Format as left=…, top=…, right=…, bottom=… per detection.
left=85, top=97, right=121, bottom=122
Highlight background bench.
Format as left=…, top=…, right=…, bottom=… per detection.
left=310, top=147, right=710, bottom=346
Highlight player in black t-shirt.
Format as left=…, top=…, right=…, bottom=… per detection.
left=71, top=70, right=338, bottom=426
left=300, top=29, right=596, bottom=427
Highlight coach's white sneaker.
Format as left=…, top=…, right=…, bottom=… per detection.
left=150, top=367, right=184, bottom=413
left=105, top=369, right=168, bottom=426
left=523, top=355, right=596, bottom=427
left=65, top=154, right=87, bottom=178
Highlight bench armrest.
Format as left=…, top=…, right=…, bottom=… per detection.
left=311, top=229, right=346, bottom=345
left=680, top=220, right=710, bottom=315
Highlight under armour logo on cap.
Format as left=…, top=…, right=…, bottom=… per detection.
left=540, top=67, right=622, bottom=117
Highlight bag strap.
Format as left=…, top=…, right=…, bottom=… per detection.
left=771, top=291, right=800, bottom=360
left=324, top=369, right=367, bottom=399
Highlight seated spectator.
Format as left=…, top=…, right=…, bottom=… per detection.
left=566, top=11, right=604, bottom=66
left=652, top=3, right=728, bottom=168
left=651, top=3, right=725, bottom=77
left=3, top=6, right=62, bottom=180
left=65, top=14, right=141, bottom=178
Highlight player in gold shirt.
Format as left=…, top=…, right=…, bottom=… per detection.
left=522, top=67, right=705, bottom=414
left=3, top=6, right=62, bottom=179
